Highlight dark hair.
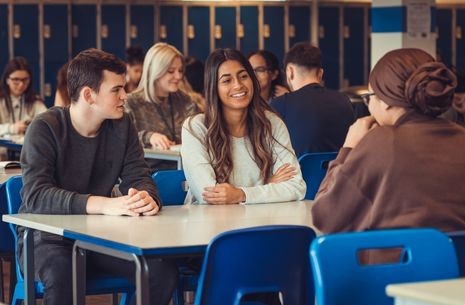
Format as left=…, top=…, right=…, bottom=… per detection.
left=248, top=49, right=285, bottom=92
left=56, top=61, right=71, bottom=106
left=125, top=45, right=145, bottom=66
left=0, top=57, right=40, bottom=118
left=185, top=56, right=204, bottom=94
left=284, top=42, right=321, bottom=71
left=68, top=48, right=126, bottom=102
left=201, top=48, right=275, bottom=183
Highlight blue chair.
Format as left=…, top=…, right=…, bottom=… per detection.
left=298, top=152, right=337, bottom=199
left=152, top=170, right=187, bottom=205
left=447, top=231, right=465, bottom=276
left=5, top=176, right=134, bottom=305
left=310, top=228, right=459, bottom=305
left=0, top=182, right=16, bottom=303
left=194, top=225, right=316, bottom=305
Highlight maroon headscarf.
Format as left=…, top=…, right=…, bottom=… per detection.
left=369, top=48, right=457, bottom=116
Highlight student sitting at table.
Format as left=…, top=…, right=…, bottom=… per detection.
left=181, top=48, right=306, bottom=205
left=19, top=49, right=178, bottom=305
left=312, top=48, right=465, bottom=234
left=125, top=42, right=197, bottom=171
left=0, top=57, right=46, bottom=137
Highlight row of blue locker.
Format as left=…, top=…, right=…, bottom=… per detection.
left=0, top=3, right=464, bottom=107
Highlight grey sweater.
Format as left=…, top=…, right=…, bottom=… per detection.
left=19, top=106, right=160, bottom=216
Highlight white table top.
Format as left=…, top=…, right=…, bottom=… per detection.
left=0, top=168, right=21, bottom=184
left=3, top=200, right=316, bottom=255
left=386, top=278, right=465, bottom=305
left=143, top=148, right=181, bottom=159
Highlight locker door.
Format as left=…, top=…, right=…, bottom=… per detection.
left=344, top=6, right=365, bottom=87
left=101, top=4, right=126, bottom=60
left=289, top=5, right=311, bottom=48
left=13, top=4, right=40, bottom=94
left=187, top=6, right=210, bottom=62
left=456, top=9, right=465, bottom=71
left=215, top=6, right=236, bottom=50
left=130, top=5, right=155, bottom=52
left=0, top=4, right=8, bottom=71
left=72, top=4, right=96, bottom=56
left=319, top=6, right=340, bottom=89
left=159, top=6, right=183, bottom=53
left=264, top=5, right=285, bottom=64
left=436, top=8, right=452, bottom=67
left=240, top=6, right=258, bottom=56
left=43, top=4, right=68, bottom=107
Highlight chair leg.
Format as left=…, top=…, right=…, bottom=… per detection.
left=9, top=260, right=16, bottom=305
left=0, top=259, right=5, bottom=303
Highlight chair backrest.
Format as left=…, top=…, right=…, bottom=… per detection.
left=298, top=152, right=337, bottom=199
left=5, top=175, right=25, bottom=282
left=152, top=170, right=187, bottom=206
left=194, top=225, right=316, bottom=305
left=0, top=183, right=16, bottom=253
left=447, top=231, right=465, bottom=276
left=310, top=228, right=459, bottom=305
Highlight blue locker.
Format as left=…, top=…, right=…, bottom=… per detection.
left=101, top=4, right=126, bottom=60
left=344, top=7, right=365, bottom=87
left=289, top=5, right=311, bottom=48
left=187, top=6, right=210, bottom=62
left=215, top=7, right=236, bottom=50
left=44, top=4, right=69, bottom=107
left=0, top=4, right=8, bottom=71
left=160, top=6, right=183, bottom=53
left=13, top=4, right=40, bottom=94
left=319, top=6, right=340, bottom=89
left=264, top=6, right=285, bottom=65
left=240, top=6, right=259, bottom=57
left=72, top=4, right=96, bottom=56
left=457, top=9, right=465, bottom=71
left=436, top=8, right=452, bottom=68
left=130, top=5, right=155, bottom=52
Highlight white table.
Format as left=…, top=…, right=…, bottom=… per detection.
left=143, top=148, right=182, bottom=170
left=0, top=168, right=21, bottom=185
left=386, top=278, right=465, bottom=305
left=3, top=200, right=315, bottom=305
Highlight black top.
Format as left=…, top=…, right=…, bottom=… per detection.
left=270, top=83, right=355, bottom=157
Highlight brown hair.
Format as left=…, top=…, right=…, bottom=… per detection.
left=56, top=62, right=71, bottom=106
left=67, top=48, right=126, bottom=102
left=284, top=42, right=321, bottom=71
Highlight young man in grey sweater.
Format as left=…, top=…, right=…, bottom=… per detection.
left=19, top=48, right=178, bottom=305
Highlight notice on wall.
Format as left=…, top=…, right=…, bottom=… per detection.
left=405, top=0, right=432, bottom=38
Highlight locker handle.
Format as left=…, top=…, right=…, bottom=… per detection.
left=159, top=25, right=167, bottom=39
left=457, top=26, right=462, bottom=39
left=344, top=25, right=350, bottom=39
left=187, top=25, right=195, bottom=39
left=289, top=24, right=295, bottom=38
left=319, top=26, right=325, bottom=39
left=214, top=25, right=222, bottom=39
left=237, top=24, right=244, bottom=38
left=130, top=25, right=138, bottom=39
left=264, top=24, right=270, bottom=38
left=72, top=25, right=79, bottom=38
left=44, top=24, right=51, bottom=39
left=101, top=24, right=109, bottom=39
left=13, top=24, right=21, bottom=39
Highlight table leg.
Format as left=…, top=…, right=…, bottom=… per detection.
left=23, top=228, right=36, bottom=305
left=133, top=254, right=150, bottom=305
left=72, top=244, right=87, bottom=305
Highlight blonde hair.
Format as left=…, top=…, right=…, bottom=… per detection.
left=135, top=42, right=184, bottom=103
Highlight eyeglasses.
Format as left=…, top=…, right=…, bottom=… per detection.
left=253, top=66, right=270, bottom=75
left=360, top=92, right=375, bottom=107
left=8, top=77, right=30, bottom=85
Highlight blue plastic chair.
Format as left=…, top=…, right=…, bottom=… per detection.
left=447, top=231, right=465, bottom=276
left=0, top=182, right=16, bottom=303
left=298, top=152, right=337, bottom=200
left=152, top=170, right=187, bottom=206
left=194, top=225, right=316, bottom=305
left=5, top=176, right=134, bottom=305
left=310, top=228, right=459, bottom=305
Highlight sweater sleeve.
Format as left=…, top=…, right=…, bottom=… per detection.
left=239, top=114, right=307, bottom=204
left=20, top=117, right=89, bottom=214
left=181, top=115, right=218, bottom=204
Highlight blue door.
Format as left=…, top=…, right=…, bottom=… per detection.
left=289, top=5, right=311, bottom=49
left=159, top=6, right=183, bottom=53
left=0, top=4, right=8, bottom=72
left=263, top=5, right=285, bottom=65
left=215, top=6, right=236, bottom=50
left=72, top=4, right=97, bottom=56
left=101, top=4, right=126, bottom=60
left=457, top=9, right=465, bottom=71
left=240, top=6, right=259, bottom=57
left=344, top=6, right=366, bottom=87
left=43, top=4, right=69, bottom=107
left=436, top=8, right=452, bottom=68
left=13, top=4, right=40, bottom=94
left=130, top=5, right=155, bottom=52
left=319, top=6, right=340, bottom=89
left=187, top=6, right=210, bottom=62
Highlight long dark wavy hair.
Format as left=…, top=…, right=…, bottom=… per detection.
left=203, top=48, right=276, bottom=183
left=0, top=57, right=38, bottom=119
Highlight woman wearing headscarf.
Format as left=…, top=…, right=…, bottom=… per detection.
left=311, top=48, right=465, bottom=234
